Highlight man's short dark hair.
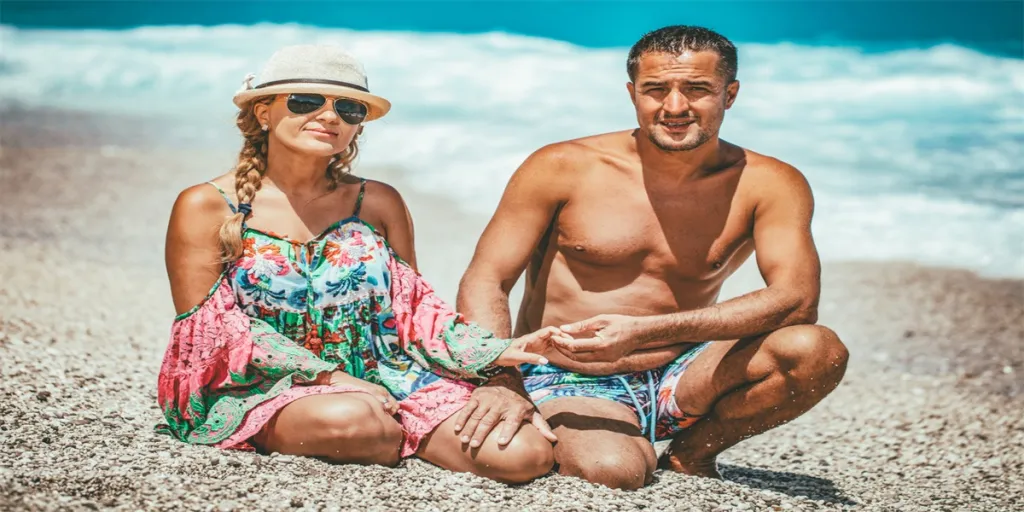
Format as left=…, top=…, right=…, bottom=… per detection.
left=627, top=25, right=738, bottom=83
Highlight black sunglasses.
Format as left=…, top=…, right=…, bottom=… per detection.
left=285, top=93, right=368, bottom=125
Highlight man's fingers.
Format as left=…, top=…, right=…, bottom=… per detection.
left=532, top=412, right=558, bottom=442
left=555, top=336, right=607, bottom=354
left=459, top=404, right=490, bottom=445
left=469, top=408, right=503, bottom=448
left=560, top=349, right=608, bottom=363
left=454, top=399, right=479, bottom=433
left=559, top=316, right=604, bottom=335
left=551, top=333, right=576, bottom=351
left=558, top=321, right=589, bottom=335
left=496, top=408, right=528, bottom=446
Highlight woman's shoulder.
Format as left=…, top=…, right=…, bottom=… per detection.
left=356, top=177, right=406, bottom=209
left=169, top=176, right=236, bottom=229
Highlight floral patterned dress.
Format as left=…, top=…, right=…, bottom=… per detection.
left=156, top=180, right=511, bottom=457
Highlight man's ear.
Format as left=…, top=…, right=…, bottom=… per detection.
left=724, top=80, right=740, bottom=109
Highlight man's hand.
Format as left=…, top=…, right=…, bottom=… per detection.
left=453, top=371, right=557, bottom=448
left=554, top=314, right=653, bottom=363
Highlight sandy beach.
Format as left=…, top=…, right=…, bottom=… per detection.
left=1, top=109, right=1022, bottom=511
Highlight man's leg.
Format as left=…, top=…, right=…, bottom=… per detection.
left=662, top=324, right=849, bottom=477
left=539, top=397, right=658, bottom=490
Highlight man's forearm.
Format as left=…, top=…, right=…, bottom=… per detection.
left=641, top=287, right=817, bottom=346
left=457, top=273, right=530, bottom=389
left=456, top=273, right=513, bottom=338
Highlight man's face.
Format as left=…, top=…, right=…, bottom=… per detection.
left=628, top=51, right=739, bottom=152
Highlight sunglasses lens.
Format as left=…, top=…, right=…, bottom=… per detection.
left=334, top=99, right=368, bottom=125
left=286, top=94, right=326, bottom=114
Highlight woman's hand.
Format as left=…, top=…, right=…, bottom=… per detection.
left=492, top=326, right=568, bottom=368
left=315, top=370, right=399, bottom=415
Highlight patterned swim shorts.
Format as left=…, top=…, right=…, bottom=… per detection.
left=521, top=342, right=711, bottom=442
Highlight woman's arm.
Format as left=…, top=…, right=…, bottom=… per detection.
left=165, top=183, right=232, bottom=315
left=363, top=180, right=418, bottom=270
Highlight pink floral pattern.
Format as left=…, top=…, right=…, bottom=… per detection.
left=156, top=184, right=510, bottom=455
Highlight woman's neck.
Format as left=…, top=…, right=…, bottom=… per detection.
left=263, top=139, right=333, bottom=195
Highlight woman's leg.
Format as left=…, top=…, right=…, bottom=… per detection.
left=416, top=415, right=555, bottom=484
left=252, top=393, right=404, bottom=466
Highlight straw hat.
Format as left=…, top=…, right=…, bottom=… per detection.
left=232, top=44, right=391, bottom=121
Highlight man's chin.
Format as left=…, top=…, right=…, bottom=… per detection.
left=649, top=133, right=703, bottom=152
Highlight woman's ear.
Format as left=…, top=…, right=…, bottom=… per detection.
left=253, top=101, right=271, bottom=130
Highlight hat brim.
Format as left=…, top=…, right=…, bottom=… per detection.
left=233, top=83, right=391, bottom=121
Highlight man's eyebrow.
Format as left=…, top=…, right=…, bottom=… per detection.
left=638, top=79, right=716, bottom=88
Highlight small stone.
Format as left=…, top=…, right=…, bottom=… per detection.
left=290, top=497, right=303, bottom=508
left=36, top=391, right=51, bottom=401
left=227, top=458, right=242, bottom=467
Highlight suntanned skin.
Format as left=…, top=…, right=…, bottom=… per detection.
left=166, top=93, right=555, bottom=484
left=456, top=50, right=849, bottom=488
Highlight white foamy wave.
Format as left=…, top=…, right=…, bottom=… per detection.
left=2, top=25, right=1022, bottom=276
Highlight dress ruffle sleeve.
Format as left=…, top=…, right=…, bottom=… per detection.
left=384, top=252, right=512, bottom=381
left=155, top=277, right=342, bottom=445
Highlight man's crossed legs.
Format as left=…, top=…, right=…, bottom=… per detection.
left=522, top=324, right=849, bottom=489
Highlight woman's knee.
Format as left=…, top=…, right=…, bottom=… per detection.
left=476, top=426, right=555, bottom=484
left=311, top=395, right=403, bottom=465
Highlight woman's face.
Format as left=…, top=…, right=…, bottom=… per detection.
left=255, top=94, right=364, bottom=156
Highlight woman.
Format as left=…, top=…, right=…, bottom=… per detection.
left=156, top=44, right=557, bottom=484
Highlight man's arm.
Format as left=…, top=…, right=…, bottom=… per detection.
left=451, top=144, right=576, bottom=447
left=456, top=144, right=575, bottom=336
left=558, top=161, right=820, bottom=360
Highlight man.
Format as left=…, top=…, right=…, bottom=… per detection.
left=452, top=25, right=849, bottom=489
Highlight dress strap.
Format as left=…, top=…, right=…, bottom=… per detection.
left=352, top=178, right=367, bottom=217
left=206, top=181, right=237, bottom=214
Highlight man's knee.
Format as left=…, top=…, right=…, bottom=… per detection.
left=767, top=324, right=849, bottom=385
left=560, top=448, right=653, bottom=491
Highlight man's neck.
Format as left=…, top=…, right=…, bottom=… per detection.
left=634, top=132, right=724, bottom=183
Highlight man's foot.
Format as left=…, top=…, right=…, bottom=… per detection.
left=658, top=451, right=723, bottom=479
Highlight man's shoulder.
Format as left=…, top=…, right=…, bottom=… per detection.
left=730, top=145, right=814, bottom=207
left=734, top=145, right=809, bottom=190
left=527, top=130, right=633, bottom=168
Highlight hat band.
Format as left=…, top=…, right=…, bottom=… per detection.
left=255, top=78, right=369, bottom=93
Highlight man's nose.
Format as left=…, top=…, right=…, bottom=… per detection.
left=662, top=89, right=689, bottom=115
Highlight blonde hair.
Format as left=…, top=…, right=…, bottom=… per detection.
left=218, top=97, right=361, bottom=261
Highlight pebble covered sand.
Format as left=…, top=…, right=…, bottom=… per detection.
left=1, top=111, right=1022, bottom=510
